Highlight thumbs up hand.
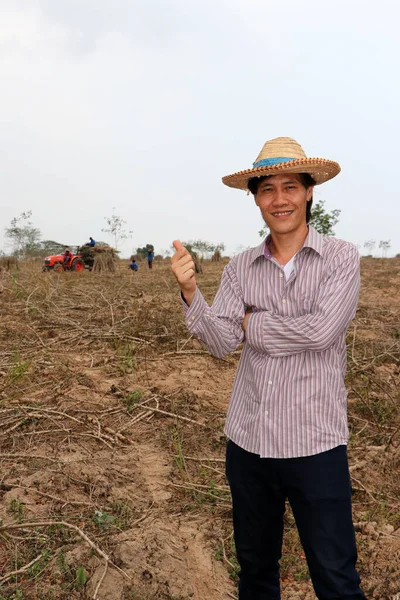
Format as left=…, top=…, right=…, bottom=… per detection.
left=171, top=240, right=197, bottom=305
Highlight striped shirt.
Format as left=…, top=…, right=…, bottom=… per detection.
left=182, top=226, right=360, bottom=458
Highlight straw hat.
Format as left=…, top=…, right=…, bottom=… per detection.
left=222, top=137, right=340, bottom=190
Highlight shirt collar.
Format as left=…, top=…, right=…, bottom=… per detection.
left=303, top=225, right=324, bottom=256
left=249, top=225, right=324, bottom=265
left=248, top=239, right=269, bottom=265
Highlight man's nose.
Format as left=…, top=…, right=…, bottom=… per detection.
left=272, top=189, right=288, bottom=204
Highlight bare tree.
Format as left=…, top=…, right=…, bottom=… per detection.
left=379, top=240, right=391, bottom=258
left=102, top=208, right=132, bottom=250
left=363, top=239, right=376, bottom=256
left=4, top=211, right=42, bottom=257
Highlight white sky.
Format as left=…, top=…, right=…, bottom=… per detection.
left=1, top=0, right=399, bottom=257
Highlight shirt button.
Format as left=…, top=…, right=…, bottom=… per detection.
left=265, top=410, right=269, bottom=416
left=282, top=298, right=286, bottom=303
left=268, top=380, right=272, bottom=385
left=279, top=273, right=284, bottom=278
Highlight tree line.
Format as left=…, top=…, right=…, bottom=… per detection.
left=2, top=211, right=134, bottom=258
left=1, top=207, right=393, bottom=260
left=363, top=239, right=392, bottom=258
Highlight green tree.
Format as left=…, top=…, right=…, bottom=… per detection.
left=259, top=200, right=340, bottom=238
left=102, top=209, right=132, bottom=250
left=310, top=200, right=340, bottom=236
left=136, top=247, right=146, bottom=259
left=40, top=240, right=71, bottom=255
left=136, top=244, right=154, bottom=259
left=4, top=211, right=42, bottom=257
left=213, top=242, right=226, bottom=254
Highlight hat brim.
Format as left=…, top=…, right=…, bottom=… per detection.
left=222, top=158, right=340, bottom=190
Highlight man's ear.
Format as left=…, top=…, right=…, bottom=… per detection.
left=306, top=187, right=314, bottom=202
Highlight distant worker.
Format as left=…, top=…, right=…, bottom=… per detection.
left=63, top=248, right=72, bottom=265
left=88, top=237, right=96, bottom=247
left=147, top=248, right=154, bottom=270
left=128, top=258, right=138, bottom=272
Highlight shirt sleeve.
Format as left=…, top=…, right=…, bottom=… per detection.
left=181, top=261, right=245, bottom=358
left=245, top=246, right=360, bottom=357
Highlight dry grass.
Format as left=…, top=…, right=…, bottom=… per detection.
left=0, top=257, right=399, bottom=600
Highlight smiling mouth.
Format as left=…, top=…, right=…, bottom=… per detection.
left=271, top=210, right=294, bottom=218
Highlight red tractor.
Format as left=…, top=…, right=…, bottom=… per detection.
left=43, top=252, right=85, bottom=272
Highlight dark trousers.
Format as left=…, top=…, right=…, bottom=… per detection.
left=225, top=441, right=366, bottom=600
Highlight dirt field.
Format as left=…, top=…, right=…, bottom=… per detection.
left=0, top=257, right=399, bottom=600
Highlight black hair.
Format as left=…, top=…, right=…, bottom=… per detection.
left=248, top=173, right=315, bottom=224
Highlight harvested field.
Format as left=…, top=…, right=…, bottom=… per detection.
left=0, top=257, right=399, bottom=600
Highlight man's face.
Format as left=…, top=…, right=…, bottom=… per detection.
left=254, top=173, right=313, bottom=236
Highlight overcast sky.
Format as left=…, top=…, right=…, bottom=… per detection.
left=1, top=0, right=399, bottom=258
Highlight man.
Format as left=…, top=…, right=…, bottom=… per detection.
left=128, top=257, right=139, bottom=271
left=89, top=237, right=96, bottom=247
left=171, top=137, right=365, bottom=600
left=63, top=247, right=72, bottom=266
left=147, top=248, right=154, bottom=269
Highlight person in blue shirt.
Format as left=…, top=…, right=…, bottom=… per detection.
left=89, top=237, right=96, bottom=247
left=147, top=249, right=154, bottom=269
left=128, top=258, right=138, bottom=272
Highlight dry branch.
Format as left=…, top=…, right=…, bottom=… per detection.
left=140, top=405, right=207, bottom=427
left=169, top=482, right=230, bottom=505
left=0, top=519, right=132, bottom=597
left=179, top=455, right=226, bottom=463
left=0, top=552, right=43, bottom=585
left=351, top=475, right=378, bottom=503
left=0, top=454, right=58, bottom=463
left=93, top=561, right=108, bottom=599
left=220, top=537, right=236, bottom=570
left=3, top=482, right=95, bottom=507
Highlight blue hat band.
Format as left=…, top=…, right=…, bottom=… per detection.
left=253, top=157, right=297, bottom=168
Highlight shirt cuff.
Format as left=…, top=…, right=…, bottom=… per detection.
left=180, top=287, right=209, bottom=331
left=245, top=311, right=267, bottom=354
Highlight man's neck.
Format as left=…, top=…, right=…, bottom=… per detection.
left=269, top=225, right=309, bottom=265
